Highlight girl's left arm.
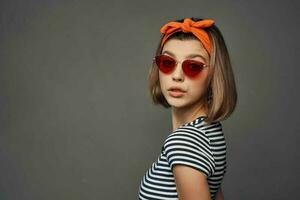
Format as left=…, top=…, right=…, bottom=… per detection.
left=173, top=165, right=211, bottom=200
left=215, top=187, right=224, bottom=200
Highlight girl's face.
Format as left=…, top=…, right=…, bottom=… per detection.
left=159, top=39, right=210, bottom=109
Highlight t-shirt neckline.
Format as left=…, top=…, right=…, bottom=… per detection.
left=179, top=115, right=207, bottom=128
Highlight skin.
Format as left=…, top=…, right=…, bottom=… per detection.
left=159, top=39, right=224, bottom=200
left=159, top=39, right=210, bottom=131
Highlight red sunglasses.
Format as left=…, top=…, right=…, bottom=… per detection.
left=154, top=54, right=208, bottom=78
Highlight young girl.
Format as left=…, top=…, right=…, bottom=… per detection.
left=138, top=17, right=237, bottom=200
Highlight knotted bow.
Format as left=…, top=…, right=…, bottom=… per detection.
left=160, top=18, right=215, bottom=55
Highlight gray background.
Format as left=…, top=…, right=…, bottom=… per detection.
left=0, top=0, right=299, bottom=199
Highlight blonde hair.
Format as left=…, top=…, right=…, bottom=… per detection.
left=148, top=18, right=237, bottom=125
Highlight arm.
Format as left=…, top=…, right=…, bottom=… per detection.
left=215, top=187, right=224, bottom=200
left=173, top=165, right=211, bottom=200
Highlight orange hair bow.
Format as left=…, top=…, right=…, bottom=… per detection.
left=160, top=18, right=215, bottom=55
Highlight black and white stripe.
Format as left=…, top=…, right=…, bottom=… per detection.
left=138, top=116, right=227, bottom=200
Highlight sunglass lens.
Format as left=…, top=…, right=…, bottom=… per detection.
left=183, top=60, right=205, bottom=77
left=156, top=55, right=176, bottom=74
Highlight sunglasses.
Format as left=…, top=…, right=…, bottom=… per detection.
left=154, top=54, right=208, bottom=78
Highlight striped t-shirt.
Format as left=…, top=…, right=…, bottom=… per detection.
left=138, top=116, right=227, bottom=200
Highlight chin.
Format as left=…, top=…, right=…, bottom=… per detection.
left=166, top=98, right=189, bottom=108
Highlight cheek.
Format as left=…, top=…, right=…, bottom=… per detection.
left=159, top=73, right=171, bottom=98
left=188, top=74, right=209, bottom=96
left=158, top=72, right=167, bottom=88
left=194, top=70, right=209, bottom=86
left=190, top=81, right=203, bottom=92
left=188, top=83, right=206, bottom=101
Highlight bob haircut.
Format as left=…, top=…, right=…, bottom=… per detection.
left=148, top=17, right=238, bottom=125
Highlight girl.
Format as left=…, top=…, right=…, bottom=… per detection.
left=138, top=17, right=237, bottom=200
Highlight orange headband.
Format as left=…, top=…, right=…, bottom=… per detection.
left=160, top=18, right=215, bottom=55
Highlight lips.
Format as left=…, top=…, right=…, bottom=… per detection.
left=168, top=87, right=186, bottom=92
left=168, top=87, right=186, bottom=97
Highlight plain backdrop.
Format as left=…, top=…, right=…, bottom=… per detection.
left=0, top=0, right=299, bottom=199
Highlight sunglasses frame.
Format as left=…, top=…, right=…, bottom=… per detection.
left=153, top=54, right=209, bottom=78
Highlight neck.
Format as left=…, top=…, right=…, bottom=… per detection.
left=171, top=101, right=208, bottom=132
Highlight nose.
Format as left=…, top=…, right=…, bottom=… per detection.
left=172, top=62, right=184, bottom=82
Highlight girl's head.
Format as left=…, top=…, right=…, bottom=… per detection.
left=148, top=17, right=237, bottom=124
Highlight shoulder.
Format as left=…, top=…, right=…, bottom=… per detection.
left=164, top=119, right=224, bottom=147
left=164, top=125, right=211, bottom=146
left=163, top=125, right=216, bottom=177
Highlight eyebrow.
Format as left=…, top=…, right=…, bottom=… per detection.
left=161, top=50, right=207, bottom=61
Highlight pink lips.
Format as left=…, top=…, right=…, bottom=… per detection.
left=168, top=87, right=186, bottom=97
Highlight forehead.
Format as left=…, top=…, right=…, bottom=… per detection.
left=161, top=39, right=209, bottom=60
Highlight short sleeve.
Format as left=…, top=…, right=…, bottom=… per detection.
left=163, top=126, right=215, bottom=177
